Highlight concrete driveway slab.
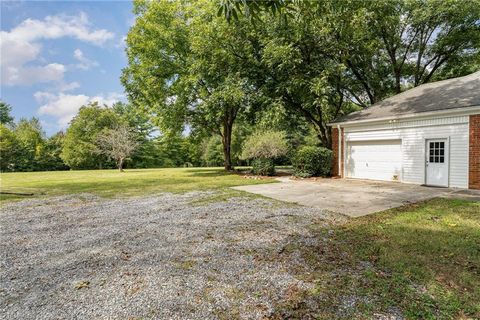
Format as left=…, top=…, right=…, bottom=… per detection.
left=232, top=178, right=478, bottom=217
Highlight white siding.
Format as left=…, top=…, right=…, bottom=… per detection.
left=344, top=115, right=469, bottom=188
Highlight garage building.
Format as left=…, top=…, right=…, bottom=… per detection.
left=329, top=71, right=480, bottom=190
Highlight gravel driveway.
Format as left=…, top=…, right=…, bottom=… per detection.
left=0, top=192, right=340, bottom=319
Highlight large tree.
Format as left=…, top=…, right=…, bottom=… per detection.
left=0, top=124, right=19, bottom=171
left=0, top=116, right=66, bottom=172
left=14, top=118, right=45, bottom=171
left=256, top=6, right=358, bottom=147
left=61, top=102, right=122, bottom=169
left=219, top=0, right=480, bottom=147
left=122, top=0, right=262, bottom=170
left=338, top=0, right=480, bottom=104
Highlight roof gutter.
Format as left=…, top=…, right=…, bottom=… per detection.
left=327, top=105, right=480, bottom=127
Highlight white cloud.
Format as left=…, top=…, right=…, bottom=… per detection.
left=73, top=49, right=99, bottom=70
left=0, top=12, right=114, bottom=86
left=5, top=12, right=114, bottom=45
left=4, top=63, right=66, bottom=86
left=58, top=81, right=81, bottom=92
left=35, top=91, right=124, bottom=128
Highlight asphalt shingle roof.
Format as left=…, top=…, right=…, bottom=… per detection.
left=333, top=70, right=480, bottom=123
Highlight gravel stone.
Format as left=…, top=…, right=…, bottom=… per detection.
left=0, top=192, right=339, bottom=319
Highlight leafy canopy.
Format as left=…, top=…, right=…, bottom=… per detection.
left=0, top=124, right=19, bottom=171
left=0, top=101, right=14, bottom=125
left=122, top=0, right=263, bottom=169
left=219, top=0, right=480, bottom=148
left=61, top=102, right=122, bottom=169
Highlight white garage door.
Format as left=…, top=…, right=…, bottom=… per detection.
left=346, top=140, right=402, bottom=181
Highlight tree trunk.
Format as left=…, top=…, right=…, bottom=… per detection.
left=394, top=69, right=402, bottom=94
left=313, top=124, right=332, bottom=149
left=221, top=120, right=233, bottom=171
left=118, top=158, right=124, bottom=172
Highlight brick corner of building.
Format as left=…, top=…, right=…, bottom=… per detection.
left=331, top=127, right=344, bottom=178
left=469, top=114, right=480, bottom=190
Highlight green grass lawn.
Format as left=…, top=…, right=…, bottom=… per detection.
left=273, top=198, right=480, bottom=319
left=0, top=167, right=275, bottom=203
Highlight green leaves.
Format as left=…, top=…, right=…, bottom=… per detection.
left=0, top=101, right=14, bottom=125
left=123, top=0, right=266, bottom=169
left=240, top=130, right=289, bottom=160
left=219, top=0, right=296, bottom=23
left=0, top=124, right=20, bottom=171
left=61, top=102, right=122, bottom=169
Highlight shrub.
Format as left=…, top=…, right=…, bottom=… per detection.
left=241, top=130, right=289, bottom=175
left=293, top=146, right=333, bottom=177
left=241, top=130, right=289, bottom=161
left=251, top=158, right=275, bottom=176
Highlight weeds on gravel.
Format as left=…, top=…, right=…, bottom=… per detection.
left=74, top=280, right=90, bottom=290
left=180, top=260, right=197, bottom=270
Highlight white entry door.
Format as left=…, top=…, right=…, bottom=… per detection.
left=425, top=139, right=449, bottom=187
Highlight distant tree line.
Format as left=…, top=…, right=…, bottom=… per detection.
left=0, top=99, right=316, bottom=172
left=1, top=101, right=68, bottom=172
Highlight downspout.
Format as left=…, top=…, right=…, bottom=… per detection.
left=337, top=125, right=341, bottom=177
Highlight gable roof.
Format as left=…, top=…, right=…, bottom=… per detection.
left=332, top=70, right=480, bottom=124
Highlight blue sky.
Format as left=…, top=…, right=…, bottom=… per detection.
left=1, top=0, right=134, bottom=135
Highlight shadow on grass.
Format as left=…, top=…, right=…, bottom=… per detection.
left=184, top=168, right=233, bottom=177
left=0, top=193, right=34, bottom=202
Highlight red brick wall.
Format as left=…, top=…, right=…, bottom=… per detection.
left=331, top=128, right=339, bottom=176
left=331, top=127, right=344, bottom=177
left=469, top=114, right=480, bottom=190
